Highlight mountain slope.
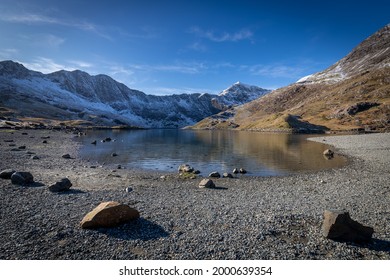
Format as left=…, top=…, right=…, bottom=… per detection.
left=0, top=61, right=270, bottom=128
left=192, top=24, right=390, bottom=132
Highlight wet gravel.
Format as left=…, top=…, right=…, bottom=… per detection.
left=0, top=129, right=389, bottom=259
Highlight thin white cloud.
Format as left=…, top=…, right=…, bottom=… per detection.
left=22, top=57, right=73, bottom=73
left=142, top=86, right=216, bottom=96
left=1, top=12, right=112, bottom=40
left=189, top=26, right=253, bottom=42
left=68, top=60, right=94, bottom=69
left=243, top=64, right=306, bottom=79
left=128, top=62, right=206, bottom=74
left=0, top=48, right=19, bottom=60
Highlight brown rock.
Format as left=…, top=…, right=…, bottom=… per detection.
left=80, top=201, right=140, bottom=229
left=322, top=210, right=374, bottom=243
left=199, top=178, right=215, bottom=188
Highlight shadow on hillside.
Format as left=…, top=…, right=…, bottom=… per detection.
left=285, top=114, right=329, bottom=133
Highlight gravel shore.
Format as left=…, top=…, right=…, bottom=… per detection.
left=1, top=129, right=389, bottom=260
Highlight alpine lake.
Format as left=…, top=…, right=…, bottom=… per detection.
left=76, top=129, right=347, bottom=177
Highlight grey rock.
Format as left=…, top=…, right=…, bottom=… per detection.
left=111, top=152, right=118, bottom=157
left=0, top=169, right=16, bottom=179
left=223, top=173, right=234, bottom=178
left=31, top=155, right=40, bottom=160
left=91, top=140, right=97, bottom=145
left=18, top=145, right=26, bottom=149
left=62, top=154, right=71, bottom=159
left=199, top=178, right=216, bottom=189
left=239, top=168, right=247, bottom=174
left=48, top=178, right=72, bottom=192
left=322, top=209, right=374, bottom=243
left=208, top=171, right=221, bottom=178
left=232, top=168, right=239, bottom=174
left=11, top=172, right=34, bottom=185
left=178, top=164, right=194, bottom=173
left=42, top=140, right=48, bottom=144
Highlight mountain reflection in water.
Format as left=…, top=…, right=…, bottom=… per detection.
left=77, top=129, right=346, bottom=176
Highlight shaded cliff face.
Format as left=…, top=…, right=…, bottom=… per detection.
left=0, top=61, right=269, bottom=128
left=192, top=24, right=390, bottom=132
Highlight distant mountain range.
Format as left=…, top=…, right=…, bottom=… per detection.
left=0, top=61, right=269, bottom=128
left=192, top=24, right=390, bottom=132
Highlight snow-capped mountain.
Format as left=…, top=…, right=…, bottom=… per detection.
left=0, top=61, right=270, bottom=128
left=192, top=24, right=390, bottom=132
left=297, top=24, right=390, bottom=84
left=211, top=82, right=270, bottom=110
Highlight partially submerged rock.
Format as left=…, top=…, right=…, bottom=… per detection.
left=48, top=178, right=72, bottom=192
left=199, top=178, right=216, bottom=189
left=322, top=209, right=374, bottom=243
left=323, top=149, right=334, bottom=159
left=178, top=164, right=194, bottom=173
left=80, top=201, right=140, bottom=229
left=11, top=171, right=34, bottom=185
left=223, top=173, right=234, bottom=178
left=208, top=171, right=221, bottom=178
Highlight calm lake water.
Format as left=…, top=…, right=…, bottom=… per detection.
left=77, top=129, right=346, bottom=176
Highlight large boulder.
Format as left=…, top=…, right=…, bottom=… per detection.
left=0, top=169, right=16, bottom=179
left=48, top=178, right=72, bottom=192
left=322, top=210, right=374, bottom=243
left=199, top=178, right=216, bottom=189
left=10, top=172, right=34, bottom=185
left=80, top=201, right=140, bottom=229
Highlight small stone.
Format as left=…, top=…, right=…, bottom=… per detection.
left=223, top=173, right=234, bottom=178
left=91, top=140, right=97, bottom=145
left=193, top=170, right=201, bottom=174
left=239, top=168, right=247, bottom=174
left=10, top=148, right=21, bottom=151
left=178, top=164, right=194, bottom=173
left=323, top=149, right=334, bottom=158
left=4, top=139, right=14, bottom=143
left=42, top=140, right=48, bottom=144
left=80, top=201, right=140, bottom=229
left=232, top=168, right=239, bottom=174
left=0, top=169, right=16, bottom=179
left=18, top=145, right=26, bottom=150
left=11, top=172, right=34, bottom=185
left=62, top=154, right=71, bottom=159
left=48, top=178, right=72, bottom=192
left=322, top=209, right=374, bottom=243
left=208, top=171, right=221, bottom=178
left=22, top=132, right=28, bottom=135
left=111, top=152, right=118, bottom=157
left=199, top=178, right=216, bottom=189
left=104, top=137, right=112, bottom=142
left=160, top=175, right=166, bottom=179
left=31, top=155, right=40, bottom=160
left=117, top=165, right=122, bottom=169
left=125, top=187, right=133, bottom=192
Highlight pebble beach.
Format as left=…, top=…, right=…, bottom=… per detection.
left=0, top=129, right=389, bottom=260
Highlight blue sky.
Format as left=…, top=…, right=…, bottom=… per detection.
left=0, top=0, right=389, bottom=95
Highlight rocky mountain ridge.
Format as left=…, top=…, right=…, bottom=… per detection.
left=192, top=24, right=390, bottom=132
left=0, top=61, right=269, bottom=128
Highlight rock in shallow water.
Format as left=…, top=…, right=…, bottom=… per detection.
left=80, top=201, right=140, bottom=229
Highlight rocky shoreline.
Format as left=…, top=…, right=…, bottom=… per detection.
left=0, top=128, right=389, bottom=260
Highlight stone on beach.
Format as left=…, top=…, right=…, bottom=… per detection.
left=323, top=149, right=334, bottom=158
left=48, top=178, right=72, bottom=192
left=208, top=171, right=221, bottom=178
left=178, top=164, right=194, bottom=173
left=0, top=169, right=16, bottom=179
left=322, top=209, right=374, bottom=243
left=62, top=154, right=71, bottom=159
left=223, top=173, right=234, bottom=178
left=80, top=201, right=140, bottom=229
left=10, top=171, right=34, bottom=185
left=199, top=178, right=216, bottom=188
